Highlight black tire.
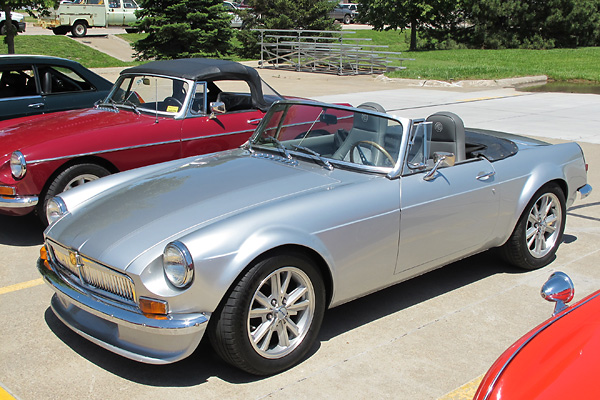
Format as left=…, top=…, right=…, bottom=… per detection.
left=38, top=163, right=110, bottom=225
left=501, top=183, right=566, bottom=270
left=0, top=22, right=6, bottom=35
left=343, top=14, right=351, bottom=24
left=52, top=27, right=69, bottom=35
left=71, top=22, right=87, bottom=37
left=125, top=28, right=138, bottom=33
left=209, top=253, right=325, bottom=375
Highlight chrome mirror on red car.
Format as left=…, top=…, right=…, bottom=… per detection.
left=541, top=271, right=575, bottom=316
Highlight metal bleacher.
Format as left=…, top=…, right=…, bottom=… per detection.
left=253, top=29, right=414, bottom=76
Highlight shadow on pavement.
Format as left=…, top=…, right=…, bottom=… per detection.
left=0, top=214, right=44, bottom=246
left=42, top=250, right=519, bottom=386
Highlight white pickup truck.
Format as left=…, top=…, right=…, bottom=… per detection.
left=1, top=11, right=27, bottom=35
left=38, top=0, right=140, bottom=37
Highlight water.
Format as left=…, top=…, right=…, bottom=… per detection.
left=518, top=81, right=600, bottom=95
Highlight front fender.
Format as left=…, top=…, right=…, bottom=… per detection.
left=186, top=222, right=336, bottom=314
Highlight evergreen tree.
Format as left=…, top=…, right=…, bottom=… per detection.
left=133, top=0, right=234, bottom=60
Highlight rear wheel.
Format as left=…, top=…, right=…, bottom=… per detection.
left=38, top=163, right=110, bottom=225
left=343, top=14, right=351, bottom=24
left=71, top=22, right=87, bottom=37
left=209, top=253, right=325, bottom=375
left=501, top=183, right=566, bottom=270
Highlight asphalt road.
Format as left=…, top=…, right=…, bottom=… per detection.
left=1, top=40, right=599, bottom=399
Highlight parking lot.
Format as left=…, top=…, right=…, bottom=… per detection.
left=1, top=68, right=599, bottom=399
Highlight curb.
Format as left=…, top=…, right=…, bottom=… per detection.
left=375, top=75, right=548, bottom=88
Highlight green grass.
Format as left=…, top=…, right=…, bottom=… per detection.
left=343, top=30, right=600, bottom=82
left=3, top=30, right=599, bottom=82
left=1, top=36, right=136, bottom=68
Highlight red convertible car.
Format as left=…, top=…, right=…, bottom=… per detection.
left=474, top=271, right=600, bottom=399
left=0, top=58, right=284, bottom=223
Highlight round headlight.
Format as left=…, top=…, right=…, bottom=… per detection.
left=46, top=197, right=68, bottom=226
left=163, top=241, right=194, bottom=288
left=10, top=150, right=27, bottom=179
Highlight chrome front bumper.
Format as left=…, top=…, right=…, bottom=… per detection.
left=0, top=194, right=38, bottom=208
left=37, top=258, right=209, bottom=364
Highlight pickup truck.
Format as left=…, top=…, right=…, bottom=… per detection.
left=38, top=0, right=140, bottom=37
left=1, top=11, right=26, bottom=35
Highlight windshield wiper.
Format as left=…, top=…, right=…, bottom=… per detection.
left=123, top=99, right=140, bottom=115
left=262, top=136, right=293, bottom=161
left=292, top=145, right=334, bottom=171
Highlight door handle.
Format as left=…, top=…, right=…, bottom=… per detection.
left=476, top=171, right=495, bottom=181
left=28, top=103, right=45, bottom=109
left=247, top=118, right=262, bottom=125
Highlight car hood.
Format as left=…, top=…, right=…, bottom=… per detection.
left=0, top=107, right=146, bottom=159
left=48, top=151, right=341, bottom=272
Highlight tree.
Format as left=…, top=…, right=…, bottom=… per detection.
left=236, top=0, right=340, bottom=59
left=1, top=0, right=55, bottom=54
left=132, top=0, right=235, bottom=60
left=460, top=0, right=600, bottom=49
left=357, top=0, right=459, bottom=51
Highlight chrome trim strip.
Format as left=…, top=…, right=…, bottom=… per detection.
left=578, top=184, right=592, bottom=200
left=482, top=290, right=600, bottom=400
left=0, top=194, right=38, bottom=208
left=27, top=139, right=182, bottom=165
left=180, top=129, right=254, bottom=142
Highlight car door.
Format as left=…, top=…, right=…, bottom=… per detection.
left=107, top=0, right=125, bottom=25
left=396, top=138, right=500, bottom=276
left=0, top=65, right=46, bottom=120
left=36, top=64, right=106, bottom=113
left=180, top=81, right=263, bottom=157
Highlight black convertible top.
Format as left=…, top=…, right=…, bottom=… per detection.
left=121, top=58, right=260, bottom=82
left=121, top=58, right=270, bottom=111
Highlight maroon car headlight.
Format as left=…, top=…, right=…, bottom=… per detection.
left=163, top=241, right=194, bottom=288
left=10, top=150, right=27, bottom=179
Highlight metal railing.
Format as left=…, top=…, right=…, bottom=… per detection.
left=253, top=29, right=413, bottom=75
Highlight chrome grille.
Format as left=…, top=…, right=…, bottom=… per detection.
left=47, top=240, right=136, bottom=303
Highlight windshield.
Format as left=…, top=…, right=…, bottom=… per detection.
left=106, top=75, right=190, bottom=115
left=252, top=102, right=403, bottom=169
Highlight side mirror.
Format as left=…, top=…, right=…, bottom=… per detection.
left=423, top=151, right=455, bottom=181
left=320, top=113, right=338, bottom=125
left=209, top=101, right=226, bottom=118
left=541, top=271, right=574, bottom=316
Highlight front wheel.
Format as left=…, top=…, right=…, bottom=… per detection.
left=52, top=27, right=69, bottom=35
left=38, top=163, right=110, bottom=225
left=209, top=253, right=325, bottom=375
left=343, top=14, right=351, bottom=24
left=501, top=183, right=566, bottom=270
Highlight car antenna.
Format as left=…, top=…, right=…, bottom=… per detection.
left=154, top=78, right=159, bottom=124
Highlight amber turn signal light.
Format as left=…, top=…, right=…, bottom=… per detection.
left=40, top=245, right=51, bottom=270
left=0, top=186, right=16, bottom=196
left=139, top=297, right=168, bottom=318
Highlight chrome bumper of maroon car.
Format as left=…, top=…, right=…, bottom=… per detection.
left=0, top=194, right=38, bottom=208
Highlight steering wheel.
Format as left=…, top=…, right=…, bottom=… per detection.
left=164, top=96, right=183, bottom=108
left=349, top=140, right=395, bottom=166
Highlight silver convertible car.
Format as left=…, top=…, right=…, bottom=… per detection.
left=38, top=99, right=592, bottom=375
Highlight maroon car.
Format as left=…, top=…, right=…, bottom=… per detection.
left=0, top=58, right=284, bottom=223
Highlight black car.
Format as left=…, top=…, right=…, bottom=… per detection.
left=0, top=55, right=113, bottom=121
